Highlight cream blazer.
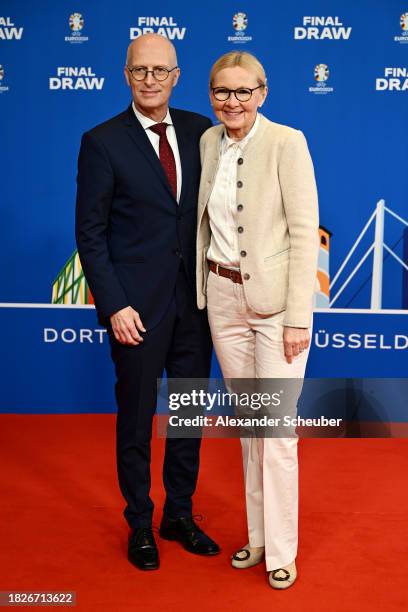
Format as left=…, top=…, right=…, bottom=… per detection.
left=196, top=113, right=320, bottom=328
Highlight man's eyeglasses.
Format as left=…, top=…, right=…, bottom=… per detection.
left=211, top=85, right=264, bottom=102
left=127, top=66, right=178, bottom=82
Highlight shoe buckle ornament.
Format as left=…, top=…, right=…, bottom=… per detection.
left=271, top=568, right=290, bottom=581
left=232, top=549, right=250, bottom=561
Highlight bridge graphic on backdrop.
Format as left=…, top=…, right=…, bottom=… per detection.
left=51, top=199, right=408, bottom=313
left=316, top=199, right=408, bottom=311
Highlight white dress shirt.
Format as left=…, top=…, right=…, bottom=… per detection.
left=207, top=114, right=260, bottom=269
left=132, top=102, right=182, bottom=202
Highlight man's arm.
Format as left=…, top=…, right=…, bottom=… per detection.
left=75, top=131, right=145, bottom=344
left=75, top=131, right=128, bottom=318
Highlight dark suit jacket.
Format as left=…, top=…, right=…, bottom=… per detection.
left=75, top=104, right=212, bottom=329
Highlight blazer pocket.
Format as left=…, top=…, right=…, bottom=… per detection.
left=264, top=247, right=290, bottom=265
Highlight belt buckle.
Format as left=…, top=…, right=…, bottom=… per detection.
left=216, top=263, right=220, bottom=276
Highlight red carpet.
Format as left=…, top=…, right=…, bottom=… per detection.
left=0, top=414, right=407, bottom=611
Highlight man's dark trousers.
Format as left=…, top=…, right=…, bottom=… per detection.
left=108, top=263, right=212, bottom=529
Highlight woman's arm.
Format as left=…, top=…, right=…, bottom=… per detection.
left=278, top=129, right=320, bottom=330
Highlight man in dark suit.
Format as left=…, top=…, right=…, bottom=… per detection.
left=75, top=34, right=219, bottom=570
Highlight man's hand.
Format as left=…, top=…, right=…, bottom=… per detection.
left=110, top=306, right=146, bottom=345
left=283, top=326, right=310, bottom=364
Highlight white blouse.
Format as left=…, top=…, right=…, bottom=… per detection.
left=207, top=114, right=260, bottom=269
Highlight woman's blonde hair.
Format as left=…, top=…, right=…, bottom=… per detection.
left=209, top=51, right=267, bottom=87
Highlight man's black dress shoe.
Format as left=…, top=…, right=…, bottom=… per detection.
left=159, top=515, right=220, bottom=556
left=128, top=527, right=159, bottom=570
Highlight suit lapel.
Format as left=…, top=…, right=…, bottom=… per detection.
left=123, top=105, right=176, bottom=202
left=170, top=109, right=190, bottom=209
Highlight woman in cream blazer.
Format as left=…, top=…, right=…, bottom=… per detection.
left=196, top=51, right=319, bottom=590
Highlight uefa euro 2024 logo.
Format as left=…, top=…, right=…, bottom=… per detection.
left=394, top=12, right=408, bottom=43
left=69, top=13, right=84, bottom=32
left=0, top=64, right=10, bottom=93
left=314, top=64, right=329, bottom=82
left=66, top=13, right=88, bottom=43
left=233, top=13, right=247, bottom=31
left=228, top=12, right=252, bottom=43
left=309, top=64, right=333, bottom=95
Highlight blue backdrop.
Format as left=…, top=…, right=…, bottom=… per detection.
left=1, top=1, right=407, bottom=413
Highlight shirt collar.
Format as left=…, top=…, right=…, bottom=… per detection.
left=132, top=102, right=173, bottom=130
left=222, top=113, right=260, bottom=152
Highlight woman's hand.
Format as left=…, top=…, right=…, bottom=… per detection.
left=283, top=326, right=310, bottom=364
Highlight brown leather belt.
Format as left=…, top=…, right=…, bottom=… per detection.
left=208, top=260, right=242, bottom=284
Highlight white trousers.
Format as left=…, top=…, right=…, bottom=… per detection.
left=206, top=271, right=312, bottom=570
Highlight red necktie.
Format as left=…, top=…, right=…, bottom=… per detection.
left=149, top=123, right=177, bottom=200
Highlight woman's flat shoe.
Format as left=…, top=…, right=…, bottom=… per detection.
left=231, top=544, right=265, bottom=569
left=268, top=560, right=297, bottom=589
